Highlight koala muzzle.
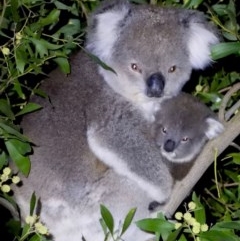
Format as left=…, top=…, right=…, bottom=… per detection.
left=146, top=72, right=165, bottom=98
left=164, top=139, right=175, bottom=152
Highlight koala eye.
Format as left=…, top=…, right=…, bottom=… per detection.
left=181, top=137, right=189, bottom=142
left=131, top=63, right=142, bottom=73
left=162, top=127, right=167, bottom=134
left=168, top=65, right=176, bottom=73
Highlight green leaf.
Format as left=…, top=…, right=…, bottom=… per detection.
left=0, top=121, right=29, bottom=141
left=10, top=0, right=20, bottom=22
left=83, top=49, right=117, bottom=74
left=184, top=0, right=204, bottom=8
left=53, top=57, right=70, bottom=74
left=0, top=152, right=8, bottom=169
left=211, top=42, right=240, bottom=60
left=54, top=19, right=80, bottom=38
left=15, top=102, right=42, bottom=116
left=5, top=139, right=31, bottom=176
left=13, top=80, right=26, bottom=99
left=6, top=139, right=31, bottom=155
left=29, top=38, right=62, bottom=58
left=166, top=227, right=183, bottom=241
left=6, top=219, right=21, bottom=237
left=33, top=88, right=48, bottom=98
left=15, top=46, right=28, bottom=74
left=0, top=99, right=15, bottom=120
left=29, top=234, right=41, bottom=241
left=192, top=192, right=206, bottom=224
left=39, top=9, right=60, bottom=26
left=215, top=221, right=240, bottom=230
left=178, top=234, right=188, bottom=241
left=227, top=153, right=240, bottom=165
left=136, top=218, right=174, bottom=233
left=30, top=192, right=37, bottom=216
left=199, top=230, right=239, bottom=241
left=100, top=205, right=114, bottom=236
left=120, top=208, right=137, bottom=236
left=21, top=223, right=31, bottom=238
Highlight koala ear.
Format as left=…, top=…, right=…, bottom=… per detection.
left=205, top=117, right=224, bottom=140
left=187, top=14, right=219, bottom=70
left=86, top=0, right=130, bottom=61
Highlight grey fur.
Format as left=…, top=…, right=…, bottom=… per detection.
left=13, top=1, right=221, bottom=241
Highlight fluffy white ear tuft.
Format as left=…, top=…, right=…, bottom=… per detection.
left=86, top=4, right=130, bottom=61
left=205, top=117, right=224, bottom=140
left=188, top=23, right=219, bottom=69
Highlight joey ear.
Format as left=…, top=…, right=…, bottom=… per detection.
left=187, top=14, right=219, bottom=70
left=86, top=0, right=131, bottom=61
left=205, top=117, right=224, bottom=140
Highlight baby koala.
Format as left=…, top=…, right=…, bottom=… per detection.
left=151, top=92, right=224, bottom=164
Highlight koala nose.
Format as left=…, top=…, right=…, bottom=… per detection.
left=164, top=139, right=175, bottom=152
left=146, top=72, right=165, bottom=97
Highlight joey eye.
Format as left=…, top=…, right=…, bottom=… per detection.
left=181, top=137, right=189, bottom=142
left=168, top=65, right=176, bottom=73
left=162, top=127, right=167, bottom=134
left=131, top=63, right=142, bottom=73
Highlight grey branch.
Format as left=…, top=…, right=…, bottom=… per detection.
left=162, top=84, right=240, bottom=217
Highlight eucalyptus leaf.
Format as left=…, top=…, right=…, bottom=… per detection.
left=166, top=227, right=183, bottom=241
left=0, top=151, right=8, bottom=169
left=199, top=230, right=239, bottom=241
left=215, top=221, right=240, bottom=230
left=0, top=122, right=29, bottom=142
left=100, top=205, right=114, bottom=236
left=30, top=192, right=37, bottom=216
left=5, top=139, right=31, bottom=176
left=6, top=219, right=21, bottom=237
left=39, top=9, right=60, bottom=26
left=136, top=218, right=174, bottom=233
left=192, top=192, right=206, bottom=224
left=10, top=0, right=20, bottom=22
left=0, top=99, right=15, bottom=120
left=21, top=223, right=31, bottom=238
left=120, top=207, right=137, bottom=236
left=211, top=42, right=240, bottom=60
left=227, top=153, right=240, bottom=165
left=6, top=139, right=32, bottom=155
left=15, top=102, right=42, bottom=116
left=15, top=46, right=28, bottom=74
left=53, top=57, right=70, bottom=74
left=83, top=49, right=117, bottom=74
left=29, top=234, right=41, bottom=241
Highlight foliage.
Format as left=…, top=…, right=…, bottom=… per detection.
left=0, top=0, right=239, bottom=240
left=99, top=205, right=137, bottom=241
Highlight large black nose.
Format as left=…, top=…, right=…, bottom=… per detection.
left=146, top=72, right=165, bottom=97
left=164, top=139, right=175, bottom=152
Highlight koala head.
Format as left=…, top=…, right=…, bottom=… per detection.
left=86, top=0, right=219, bottom=105
left=151, top=93, right=224, bottom=163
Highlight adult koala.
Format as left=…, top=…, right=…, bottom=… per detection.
left=13, top=1, right=220, bottom=241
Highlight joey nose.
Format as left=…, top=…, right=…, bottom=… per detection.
left=164, top=139, right=175, bottom=152
left=146, top=72, right=165, bottom=98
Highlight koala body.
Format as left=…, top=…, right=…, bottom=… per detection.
left=12, top=1, right=221, bottom=241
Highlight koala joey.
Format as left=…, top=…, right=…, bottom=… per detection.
left=12, top=1, right=221, bottom=241
left=151, top=92, right=224, bottom=164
